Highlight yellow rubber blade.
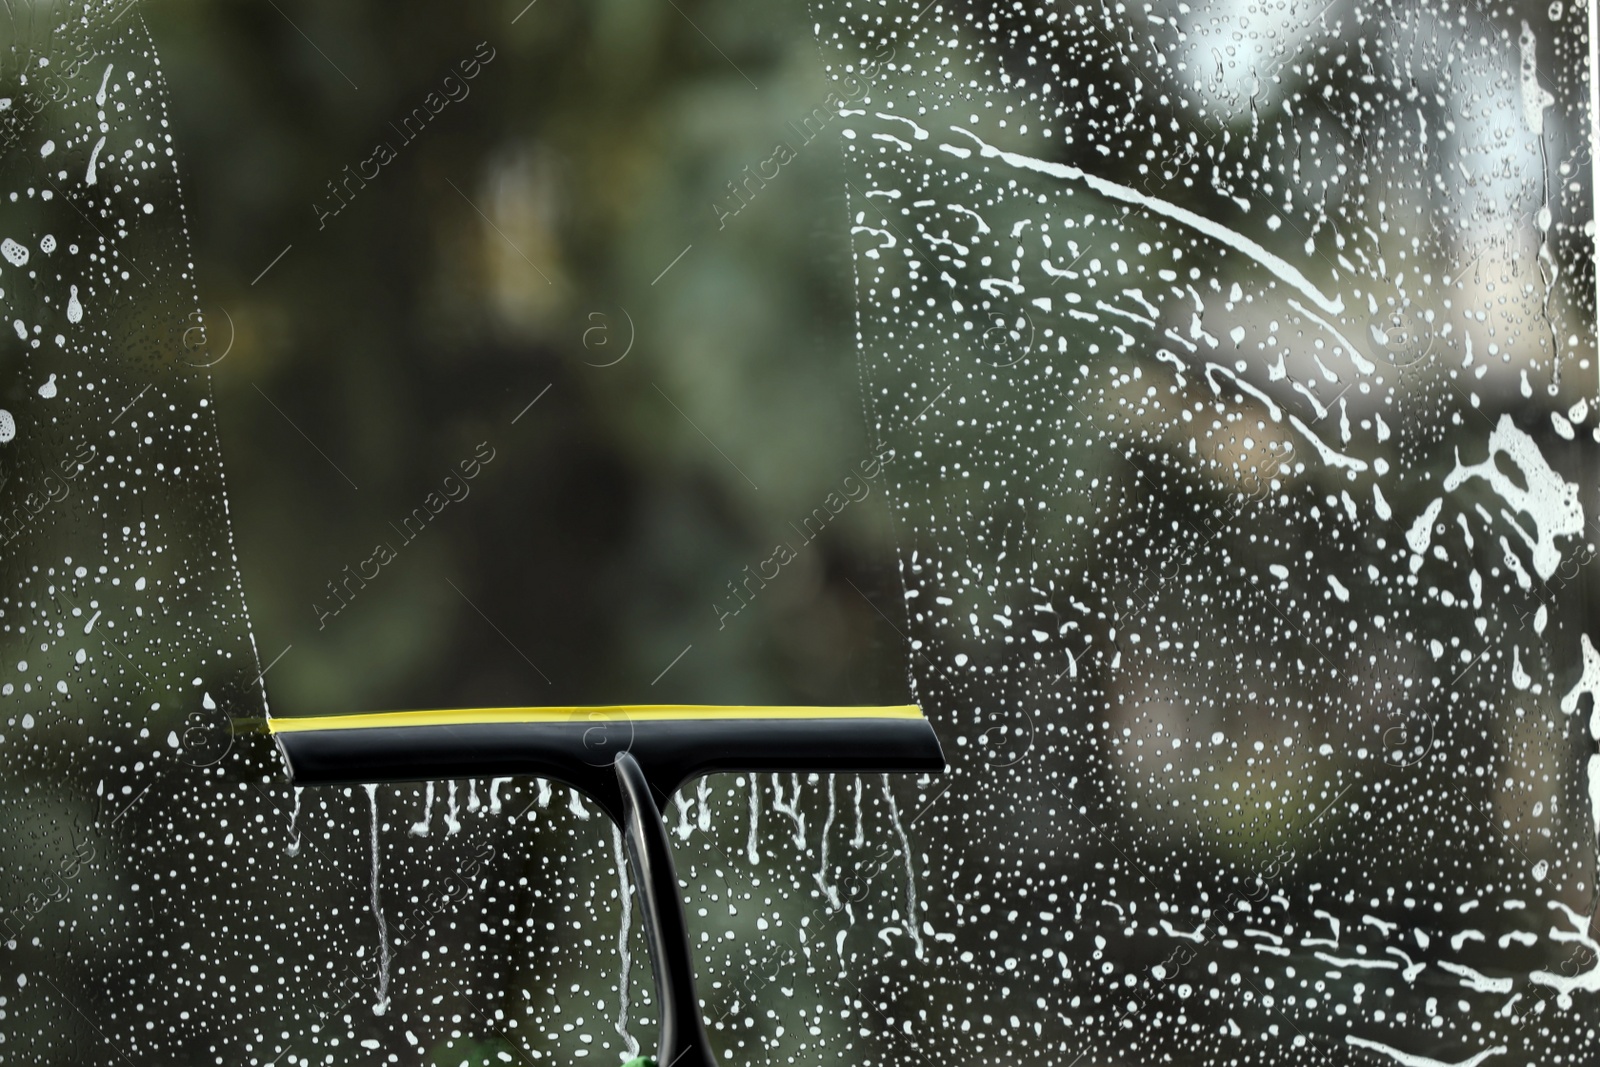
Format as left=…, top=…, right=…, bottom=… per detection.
left=267, top=704, right=924, bottom=734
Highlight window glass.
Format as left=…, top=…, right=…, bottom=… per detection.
left=0, top=0, right=1595, bottom=1064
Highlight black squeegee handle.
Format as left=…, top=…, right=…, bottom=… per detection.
left=615, top=750, right=717, bottom=1067
left=275, top=716, right=946, bottom=824
left=273, top=713, right=946, bottom=1067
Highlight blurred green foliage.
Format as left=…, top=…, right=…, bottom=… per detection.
left=143, top=0, right=910, bottom=718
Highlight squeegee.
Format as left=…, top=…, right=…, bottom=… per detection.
left=269, top=704, right=946, bottom=1067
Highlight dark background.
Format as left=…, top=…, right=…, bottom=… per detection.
left=144, top=0, right=909, bottom=717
